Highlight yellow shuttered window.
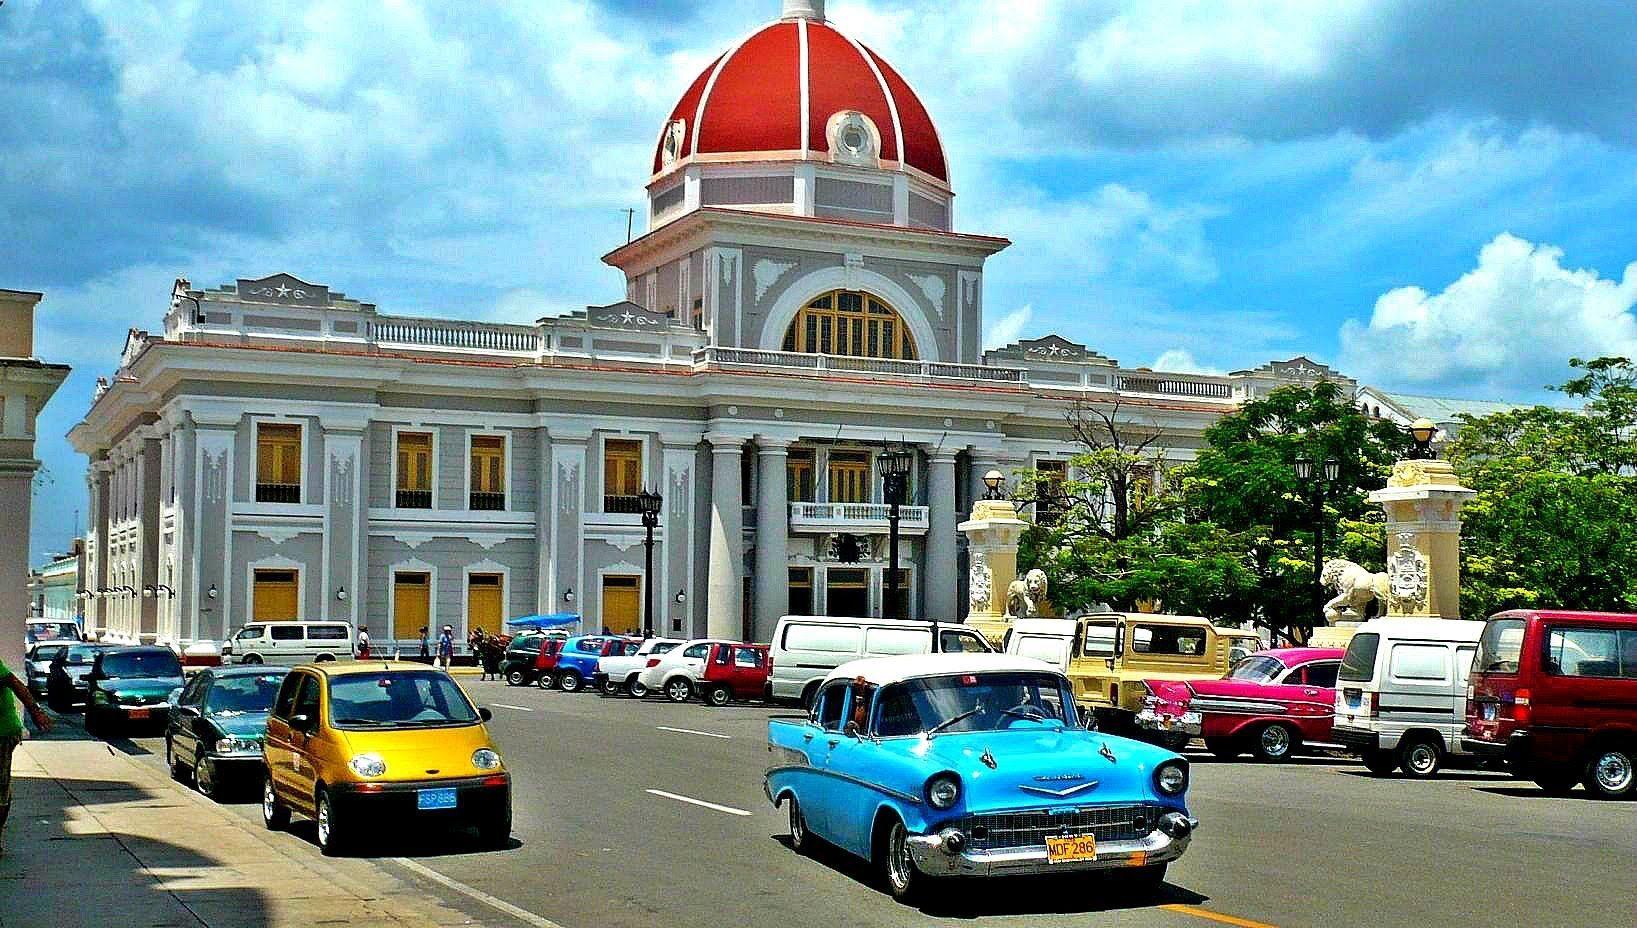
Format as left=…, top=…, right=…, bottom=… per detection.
left=470, top=435, right=505, bottom=510
left=255, top=423, right=302, bottom=503
left=396, top=432, right=433, bottom=508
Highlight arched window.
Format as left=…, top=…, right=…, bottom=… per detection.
left=781, top=290, right=918, bottom=360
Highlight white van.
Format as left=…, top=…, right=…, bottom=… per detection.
left=223, top=621, right=354, bottom=665
left=1003, top=618, right=1080, bottom=670
left=1331, top=617, right=1483, bottom=778
left=768, top=616, right=992, bottom=707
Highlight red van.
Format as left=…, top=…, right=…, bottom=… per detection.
left=696, top=642, right=770, bottom=707
left=1464, top=610, right=1637, bottom=799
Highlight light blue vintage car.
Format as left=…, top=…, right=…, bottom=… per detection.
left=765, top=653, right=1197, bottom=902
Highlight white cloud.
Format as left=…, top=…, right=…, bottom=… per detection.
left=1339, top=233, right=1637, bottom=396
left=1150, top=349, right=1223, bottom=375
left=983, top=304, right=1033, bottom=351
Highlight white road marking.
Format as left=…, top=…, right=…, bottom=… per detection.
left=656, top=725, right=731, bottom=740
left=645, top=788, right=752, bottom=817
left=392, top=856, right=569, bottom=928
left=490, top=703, right=534, bottom=712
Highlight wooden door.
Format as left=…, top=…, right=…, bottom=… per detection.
left=393, top=573, right=431, bottom=638
left=601, top=576, right=641, bottom=635
left=467, top=574, right=504, bottom=637
left=252, top=570, right=299, bottom=621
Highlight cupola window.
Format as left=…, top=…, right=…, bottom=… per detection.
left=661, top=120, right=686, bottom=167
left=827, top=111, right=880, bottom=166
left=782, top=290, right=917, bottom=360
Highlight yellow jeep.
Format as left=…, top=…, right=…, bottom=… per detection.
left=1064, top=613, right=1236, bottom=745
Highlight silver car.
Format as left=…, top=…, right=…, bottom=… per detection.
left=25, top=642, right=71, bottom=696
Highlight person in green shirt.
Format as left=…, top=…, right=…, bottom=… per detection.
left=1, top=657, right=53, bottom=856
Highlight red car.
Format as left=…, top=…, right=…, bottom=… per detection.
left=1142, top=647, right=1344, bottom=762
left=695, top=643, right=770, bottom=707
left=1464, top=610, right=1637, bottom=799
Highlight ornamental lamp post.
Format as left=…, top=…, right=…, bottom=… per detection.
left=1294, top=456, right=1342, bottom=632
left=982, top=469, right=1006, bottom=501
left=637, top=487, right=664, bottom=639
left=879, top=445, right=914, bottom=624
left=1408, top=418, right=1438, bottom=459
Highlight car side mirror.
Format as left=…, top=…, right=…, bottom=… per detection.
left=479, top=707, right=493, bottom=722
left=843, top=720, right=862, bottom=739
left=289, top=713, right=315, bottom=732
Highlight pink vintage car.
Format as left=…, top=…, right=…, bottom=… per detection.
left=1140, top=647, right=1344, bottom=762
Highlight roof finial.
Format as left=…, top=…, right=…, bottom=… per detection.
left=782, top=0, right=825, bottom=21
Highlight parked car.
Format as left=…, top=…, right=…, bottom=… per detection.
left=85, top=646, right=186, bottom=736
left=25, top=619, right=82, bottom=646
left=25, top=641, right=71, bottom=696
left=45, top=642, right=114, bottom=711
left=1140, top=647, right=1344, bottom=761
left=769, top=616, right=993, bottom=708
left=223, top=621, right=353, bottom=665
left=1464, top=610, right=1637, bottom=799
left=532, top=637, right=569, bottom=689
left=500, top=633, right=553, bottom=686
left=694, top=642, right=770, bottom=706
left=638, top=638, right=737, bottom=702
left=594, top=637, right=683, bottom=696
left=261, top=661, right=510, bottom=855
left=765, top=653, right=1196, bottom=902
left=165, top=665, right=290, bottom=799
left=551, top=635, right=640, bottom=693
left=1332, top=617, right=1482, bottom=778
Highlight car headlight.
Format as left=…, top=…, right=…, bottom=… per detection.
left=472, top=748, right=502, bottom=771
left=349, top=753, right=387, bottom=778
left=214, top=737, right=262, bottom=756
left=926, top=773, right=961, bottom=809
left=1155, top=761, right=1188, bottom=795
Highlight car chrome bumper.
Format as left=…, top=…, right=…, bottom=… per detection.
left=906, top=817, right=1197, bottom=878
left=1135, top=709, right=1202, bottom=736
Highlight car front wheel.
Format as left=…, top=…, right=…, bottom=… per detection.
left=602, top=678, right=623, bottom=697
left=505, top=669, right=526, bottom=686
left=536, top=673, right=557, bottom=690
left=262, top=776, right=290, bottom=830
left=627, top=677, right=649, bottom=698
left=880, top=819, right=925, bottom=903
left=316, top=788, right=345, bottom=856
left=558, top=670, right=583, bottom=693
left=1583, top=744, right=1636, bottom=799
left=664, top=678, right=692, bottom=703
left=705, top=684, right=731, bottom=707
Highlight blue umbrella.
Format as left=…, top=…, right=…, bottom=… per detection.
left=505, top=613, right=581, bottom=630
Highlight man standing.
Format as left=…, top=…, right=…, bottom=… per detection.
left=436, top=625, right=455, bottom=670
left=2, top=655, right=53, bottom=856
left=356, top=625, right=371, bottom=660
left=418, top=626, right=430, bottom=662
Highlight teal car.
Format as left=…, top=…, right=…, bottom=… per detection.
left=85, top=646, right=185, bottom=736
left=765, top=653, right=1197, bottom=903
left=165, top=666, right=289, bottom=799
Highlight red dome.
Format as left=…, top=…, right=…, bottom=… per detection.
left=652, top=18, right=948, bottom=184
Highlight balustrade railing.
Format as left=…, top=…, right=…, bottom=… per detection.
left=370, top=317, right=541, bottom=354
left=1115, top=374, right=1233, bottom=399
left=693, top=346, right=1025, bottom=384
left=789, top=502, right=930, bottom=525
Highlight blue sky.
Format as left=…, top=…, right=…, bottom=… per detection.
left=7, top=0, right=1637, bottom=561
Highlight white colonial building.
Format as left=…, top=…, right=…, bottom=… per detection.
left=68, top=0, right=1354, bottom=650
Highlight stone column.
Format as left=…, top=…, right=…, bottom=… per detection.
left=754, top=438, right=789, bottom=641
left=924, top=450, right=959, bottom=620
left=191, top=420, right=237, bottom=644
left=88, top=463, right=111, bottom=638
left=321, top=419, right=368, bottom=627
left=662, top=437, right=701, bottom=636
left=0, top=455, right=35, bottom=670
left=533, top=427, right=553, bottom=613
left=707, top=434, right=744, bottom=639
left=549, top=431, right=589, bottom=626
left=1369, top=459, right=1476, bottom=619
left=959, top=496, right=1029, bottom=646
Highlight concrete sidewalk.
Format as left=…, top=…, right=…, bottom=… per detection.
left=1, top=737, right=494, bottom=928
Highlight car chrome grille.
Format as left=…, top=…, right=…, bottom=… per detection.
left=960, top=803, right=1156, bottom=851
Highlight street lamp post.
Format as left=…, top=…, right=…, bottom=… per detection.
left=1407, top=418, right=1438, bottom=459
left=879, top=445, right=914, bottom=624
left=1294, top=456, right=1341, bottom=630
left=637, top=487, right=663, bottom=639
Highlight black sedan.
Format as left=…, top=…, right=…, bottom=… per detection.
left=165, top=665, right=288, bottom=799
left=45, top=642, right=114, bottom=711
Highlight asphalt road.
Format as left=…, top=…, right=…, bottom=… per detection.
left=118, top=679, right=1636, bottom=928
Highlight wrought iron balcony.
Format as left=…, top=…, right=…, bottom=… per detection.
left=254, top=483, right=301, bottom=504
left=789, top=501, right=929, bottom=534
left=395, top=489, right=433, bottom=509
left=469, top=491, right=506, bottom=511
left=604, top=494, right=644, bottom=514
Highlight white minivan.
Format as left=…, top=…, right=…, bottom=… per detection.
left=768, top=616, right=993, bottom=707
left=1331, top=617, right=1482, bottom=778
left=223, top=621, right=355, bottom=665
left=1002, top=618, right=1080, bottom=670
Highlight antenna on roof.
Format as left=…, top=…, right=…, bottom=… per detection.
left=623, top=208, right=636, bottom=243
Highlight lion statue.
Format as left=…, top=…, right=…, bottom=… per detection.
left=1005, top=568, right=1053, bottom=619
left=1321, top=558, right=1389, bottom=624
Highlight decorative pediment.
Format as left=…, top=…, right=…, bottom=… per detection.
left=583, top=301, right=671, bottom=330
left=235, top=274, right=332, bottom=307
left=1236, top=356, right=1347, bottom=382
left=987, top=335, right=1110, bottom=365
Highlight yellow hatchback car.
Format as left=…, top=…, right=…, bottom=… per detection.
left=261, top=661, right=510, bottom=855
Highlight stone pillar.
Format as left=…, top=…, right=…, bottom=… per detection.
left=191, top=420, right=237, bottom=644
left=0, top=456, right=34, bottom=670
left=754, top=438, right=789, bottom=641
left=925, top=450, right=959, bottom=620
left=549, top=432, right=588, bottom=627
left=321, top=420, right=367, bottom=627
left=707, top=434, right=744, bottom=639
left=88, top=464, right=111, bottom=638
left=534, top=427, right=553, bottom=613
left=662, top=438, right=701, bottom=636
left=1368, top=459, right=1476, bottom=619
left=958, top=495, right=1028, bottom=647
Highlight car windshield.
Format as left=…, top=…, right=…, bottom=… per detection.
left=1476, top=619, right=1526, bottom=673
left=327, top=671, right=481, bottom=729
left=32, top=644, right=68, bottom=663
left=207, top=673, right=286, bottom=714
left=27, top=623, right=78, bottom=643
left=102, top=650, right=181, bottom=678
left=1227, top=655, right=1285, bottom=683
left=874, top=671, right=1077, bottom=737
left=63, top=645, right=103, bottom=665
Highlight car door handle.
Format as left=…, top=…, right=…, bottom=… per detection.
left=802, top=732, right=814, bottom=742
left=827, top=738, right=840, bottom=748
left=1305, top=689, right=1319, bottom=696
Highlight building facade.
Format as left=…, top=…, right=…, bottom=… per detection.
left=29, top=541, right=86, bottom=623
left=68, top=1, right=1353, bottom=650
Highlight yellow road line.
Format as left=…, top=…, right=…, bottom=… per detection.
left=1162, top=903, right=1282, bottom=928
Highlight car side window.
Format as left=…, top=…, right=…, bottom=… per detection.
left=815, top=682, right=848, bottom=731
left=940, top=630, right=989, bottom=653
left=1545, top=627, right=1623, bottom=678
left=712, top=645, right=732, bottom=665
left=1304, top=662, right=1340, bottom=688
left=271, top=673, right=302, bottom=719
left=293, top=674, right=321, bottom=720
left=734, top=647, right=763, bottom=668
left=684, top=643, right=710, bottom=659
left=270, top=625, right=304, bottom=642
left=181, top=674, right=210, bottom=707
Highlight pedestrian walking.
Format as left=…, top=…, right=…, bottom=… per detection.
left=436, top=625, right=455, bottom=670
left=1, top=655, right=53, bottom=857
left=356, top=624, right=371, bottom=660
left=418, top=626, right=430, bottom=662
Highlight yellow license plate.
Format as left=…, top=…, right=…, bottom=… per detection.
left=1045, top=834, right=1097, bottom=863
